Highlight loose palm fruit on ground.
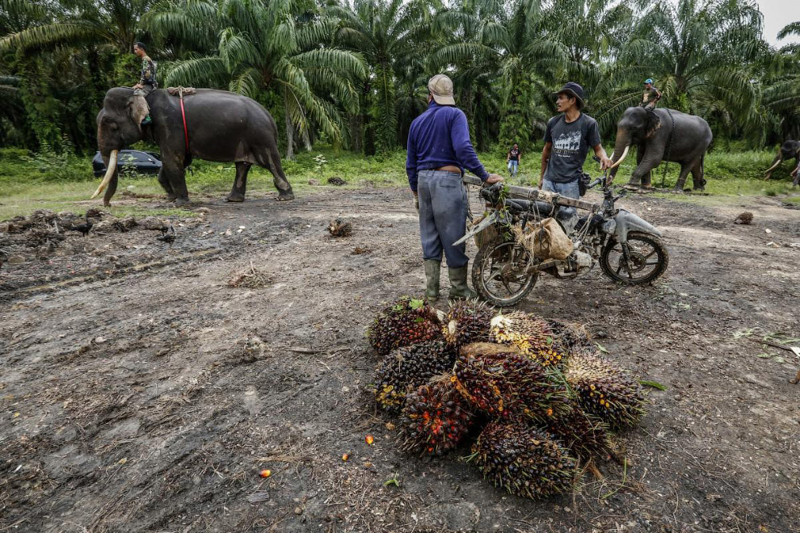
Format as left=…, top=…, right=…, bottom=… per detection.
left=541, top=402, right=612, bottom=461
left=400, top=374, right=474, bottom=456
left=490, top=312, right=565, bottom=367
left=453, top=347, right=569, bottom=421
left=442, top=299, right=496, bottom=348
left=564, top=350, right=646, bottom=429
left=375, top=340, right=457, bottom=412
left=545, top=318, right=593, bottom=355
left=367, top=296, right=442, bottom=356
left=472, top=420, right=576, bottom=499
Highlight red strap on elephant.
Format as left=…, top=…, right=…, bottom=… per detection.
left=180, top=96, right=189, bottom=151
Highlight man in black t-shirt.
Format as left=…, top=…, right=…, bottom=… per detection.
left=507, top=143, right=520, bottom=177
left=539, top=82, right=611, bottom=225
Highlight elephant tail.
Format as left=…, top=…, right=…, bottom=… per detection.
left=699, top=153, right=707, bottom=188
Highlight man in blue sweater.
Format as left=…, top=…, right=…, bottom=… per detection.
left=406, top=74, right=503, bottom=301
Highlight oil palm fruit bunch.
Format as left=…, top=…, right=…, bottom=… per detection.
left=453, top=347, right=569, bottom=421
left=375, top=341, right=457, bottom=412
left=541, top=403, right=612, bottom=461
left=490, top=312, right=565, bottom=368
left=564, top=350, right=646, bottom=429
left=472, top=420, right=576, bottom=499
left=545, top=318, right=592, bottom=355
left=442, top=299, right=496, bottom=348
left=400, top=374, right=474, bottom=455
left=367, top=296, right=442, bottom=356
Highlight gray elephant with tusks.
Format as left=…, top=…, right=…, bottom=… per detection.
left=94, top=87, right=294, bottom=206
left=608, top=107, right=712, bottom=191
left=763, top=140, right=800, bottom=184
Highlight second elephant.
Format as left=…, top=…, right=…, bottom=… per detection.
left=609, top=107, right=712, bottom=191
left=763, top=140, right=800, bottom=184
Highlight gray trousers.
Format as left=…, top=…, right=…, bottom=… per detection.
left=418, top=169, right=469, bottom=268
left=133, top=85, right=155, bottom=97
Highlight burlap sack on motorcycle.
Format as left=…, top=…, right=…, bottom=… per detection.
left=513, top=217, right=573, bottom=260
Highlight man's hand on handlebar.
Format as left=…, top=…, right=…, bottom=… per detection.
left=598, top=155, right=613, bottom=171
left=486, top=173, right=504, bottom=185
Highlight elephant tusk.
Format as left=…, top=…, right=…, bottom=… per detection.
left=91, top=150, right=118, bottom=199
left=609, top=145, right=630, bottom=170
left=763, top=157, right=782, bottom=175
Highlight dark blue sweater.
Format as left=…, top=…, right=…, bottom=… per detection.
left=406, top=101, right=489, bottom=192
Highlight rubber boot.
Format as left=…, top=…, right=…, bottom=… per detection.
left=448, top=265, right=477, bottom=300
left=424, top=259, right=441, bottom=301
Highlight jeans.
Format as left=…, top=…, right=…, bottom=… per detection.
left=418, top=169, right=469, bottom=268
left=542, top=178, right=579, bottom=230
left=508, top=160, right=518, bottom=176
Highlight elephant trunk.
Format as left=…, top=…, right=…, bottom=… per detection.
left=609, top=128, right=632, bottom=178
left=91, top=149, right=118, bottom=199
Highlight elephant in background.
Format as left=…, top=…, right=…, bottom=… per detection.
left=94, top=87, right=294, bottom=206
left=763, top=140, right=800, bottom=185
left=608, top=107, right=712, bottom=191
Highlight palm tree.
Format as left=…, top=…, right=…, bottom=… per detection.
left=540, top=0, right=636, bottom=137
left=147, top=0, right=366, bottom=159
left=431, top=0, right=573, bottom=151
left=762, top=21, right=800, bottom=140
left=0, top=0, right=153, bottom=55
left=614, top=0, right=769, bottom=135
left=327, top=0, right=434, bottom=154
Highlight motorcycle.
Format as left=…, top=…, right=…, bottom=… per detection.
left=458, top=174, right=669, bottom=307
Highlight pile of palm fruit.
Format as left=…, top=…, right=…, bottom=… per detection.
left=367, top=297, right=647, bottom=500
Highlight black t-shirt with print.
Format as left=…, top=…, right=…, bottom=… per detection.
left=543, top=113, right=600, bottom=183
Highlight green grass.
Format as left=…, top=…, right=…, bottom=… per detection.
left=1, top=145, right=798, bottom=220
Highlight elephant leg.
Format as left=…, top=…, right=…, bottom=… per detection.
left=691, top=158, right=706, bottom=190
left=641, top=169, right=652, bottom=188
left=793, top=157, right=800, bottom=187
left=674, top=163, right=693, bottom=191
left=628, top=146, right=664, bottom=187
left=263, top=143, right=294, bottom=201
left=226, top=162, right=251, bottom=202
left=157, top=166, right=176, bottom=201
left=163, top=160, right=189, bottom=205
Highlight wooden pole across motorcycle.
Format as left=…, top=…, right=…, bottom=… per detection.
left=461, top=175, right=600, bottom=212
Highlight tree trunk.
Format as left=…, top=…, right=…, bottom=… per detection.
left=285, top=112, right=295, bottom=160
left=349, top=113, right=362, bottom=153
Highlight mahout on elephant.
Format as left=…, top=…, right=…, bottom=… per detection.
left=94, top=87, right=294, bottom=206
left=763, top=140, right=800, bottom=185
left=607, top=107, right=712, bottom=191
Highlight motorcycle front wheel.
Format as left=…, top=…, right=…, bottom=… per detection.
left=472, top=240, right=537, bottom=307
left=599, top=231, right=669, bottom=285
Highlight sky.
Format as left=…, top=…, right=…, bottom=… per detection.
left=757, top=0, right=800, bottom=46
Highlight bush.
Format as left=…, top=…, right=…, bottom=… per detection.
left=20, top=145, right=88, bottom=182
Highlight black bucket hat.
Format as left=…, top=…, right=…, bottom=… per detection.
left=555, top=82, right=585, bottom=109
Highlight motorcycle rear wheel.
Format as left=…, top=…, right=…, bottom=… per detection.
left=472, top=240, right=537, bottom=307
left=599, top=231, right=669, bottom=284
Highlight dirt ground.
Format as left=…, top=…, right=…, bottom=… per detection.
left=1, top=185, right=799, bottom=533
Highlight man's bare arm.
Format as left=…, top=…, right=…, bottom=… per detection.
left=540, top=142, right=552, bottom=187
left=593, top=144, right=612, bottom=170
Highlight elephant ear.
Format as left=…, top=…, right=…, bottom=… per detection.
left=129, top=94, right=149, bottom=127
left=644, top=109, right=662, bottom=139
